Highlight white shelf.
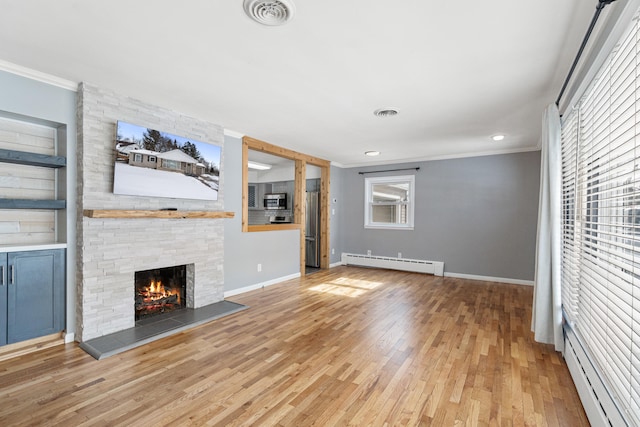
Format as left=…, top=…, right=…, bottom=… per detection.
left=0, top=243, right=67, bottom=253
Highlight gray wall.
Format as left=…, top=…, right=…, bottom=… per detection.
left=0, top=70, right=77, bottom=337
left=339, top=151, right=541, bottom=281
left=224, top=135, right=300, bottom=293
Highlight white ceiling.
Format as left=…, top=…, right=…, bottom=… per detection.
left=0, top=0, right=606, bottom=167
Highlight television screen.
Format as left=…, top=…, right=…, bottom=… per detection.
left=114, top=121, right=221, bottom=201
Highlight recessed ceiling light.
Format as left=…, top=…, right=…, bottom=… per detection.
left=373, top=108, right=399, bottom=117
left=243, top=0, right=295, bottom=26
left=492, top=134, right=505, bottom=141
left=365, top=151, right=380, bottom=157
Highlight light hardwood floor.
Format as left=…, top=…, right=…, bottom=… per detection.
left=0, top=266, right=588, bottom=426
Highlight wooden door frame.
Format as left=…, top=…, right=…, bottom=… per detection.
left=242, top=136, right=331, bottom=274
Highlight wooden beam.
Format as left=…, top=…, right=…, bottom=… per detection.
left=243, top=136, right=331, bottom=167
left=320, top=166, right=331, bottom=269
left=248, top=224, right=301, bottom=232
left=242, top=140, right=250, bottom=232
left=83, top=210, right=234, bottom=219
left=295, top=160, right=306, bottom=275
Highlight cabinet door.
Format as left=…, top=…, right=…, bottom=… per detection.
left=248, top=184, right=258, bottom=208
left=7, top=249, right=65, bottom=344
left=0, top=253, right=6, bottom=346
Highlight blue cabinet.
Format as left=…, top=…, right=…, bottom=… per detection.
left=0, top=253, right=6, bottom=346
left=0, top=249, right=65, bottom=345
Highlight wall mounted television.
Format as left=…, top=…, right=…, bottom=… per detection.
left=113, top=121, right=221, bottom=201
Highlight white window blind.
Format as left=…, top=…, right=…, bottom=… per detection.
left=561, top=108, right=580, bottom=322
left=561, top=13, right=640, bottom=425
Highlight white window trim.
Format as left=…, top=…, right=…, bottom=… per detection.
left=364, top=175, right=415, bottom=230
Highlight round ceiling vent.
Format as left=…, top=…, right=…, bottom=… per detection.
left=373, top=108, right=399, bottom=117
left=243, top=0, right=296, bottom=26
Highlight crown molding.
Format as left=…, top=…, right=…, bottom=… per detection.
left=223, top=129, right=245, bottom=139
left=0, top=59, right=78, bottom=91
left=338, top=146, right=541, bottom=169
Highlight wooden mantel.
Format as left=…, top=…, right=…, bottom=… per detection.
left=83, top=209, right=235, bottom=219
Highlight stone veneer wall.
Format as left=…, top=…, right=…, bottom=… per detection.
left=76, top=83, right=225, bottom=341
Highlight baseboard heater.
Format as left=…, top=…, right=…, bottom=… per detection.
left=341, top=253, right=444, bottom=276
left=564, top=324, right=628, bottom=427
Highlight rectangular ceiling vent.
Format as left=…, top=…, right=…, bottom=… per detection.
left=341, top=253, right=444, bottom=276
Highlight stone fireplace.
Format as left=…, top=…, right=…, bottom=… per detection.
left=76, top=82, right=226, bottom=342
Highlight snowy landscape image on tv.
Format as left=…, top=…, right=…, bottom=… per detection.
left=114, top=121, right=221, bottom=201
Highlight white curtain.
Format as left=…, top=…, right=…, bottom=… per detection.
left=532, top=103, right=563, bottom=352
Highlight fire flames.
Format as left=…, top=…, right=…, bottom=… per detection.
left=136, top=280, right=182, bottom=319
left=140, top=280, right=180, bottom=303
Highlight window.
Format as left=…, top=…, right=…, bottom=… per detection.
left=560, top=12, right=640, bottom=424
left=133, top=153, right=142, bottom=163
left=162, top=159, right=180, bottom=170
left=149, top=156, right=156, bottom=163
left=364, top=175, right=415, bottom=229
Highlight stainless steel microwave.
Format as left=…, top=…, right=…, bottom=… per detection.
left=264, top=193, right=287, bottom=210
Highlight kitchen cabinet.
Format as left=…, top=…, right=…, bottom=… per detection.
left=0, top=249, right=65, bottom=346
left=248, top=183, right=272, bottom=210
left=248, top=184, right=258, bottom=209
left=0, top=253, right=6, bottom=346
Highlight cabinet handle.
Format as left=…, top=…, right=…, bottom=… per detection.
left=8, top=265, right=13, bottom=285
left=0, top=265, right=3, bottom=286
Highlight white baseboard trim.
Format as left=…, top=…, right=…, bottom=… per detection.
left=330, top=261, right=344, bottom=268
left=63, top=332, right=75, bottom=343
left=443, top=272, right=533, bottom=286
left=224, top=272, right=301, bottom=298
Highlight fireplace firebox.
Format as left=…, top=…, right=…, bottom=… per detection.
left=135, top=265, right=187, bottom=321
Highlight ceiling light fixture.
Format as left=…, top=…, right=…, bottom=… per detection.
left=373, top=108, right=399, bottom=117
left=365, top=151, right=381, bottom=157
left=248, top=160, right=272, bottom=170
left=492, top=134, right=505, bottom=141
left=243, top=0, right=295, bottom=26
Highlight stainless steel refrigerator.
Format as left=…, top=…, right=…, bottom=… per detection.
left=305, top=191, right=320, bottom=267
